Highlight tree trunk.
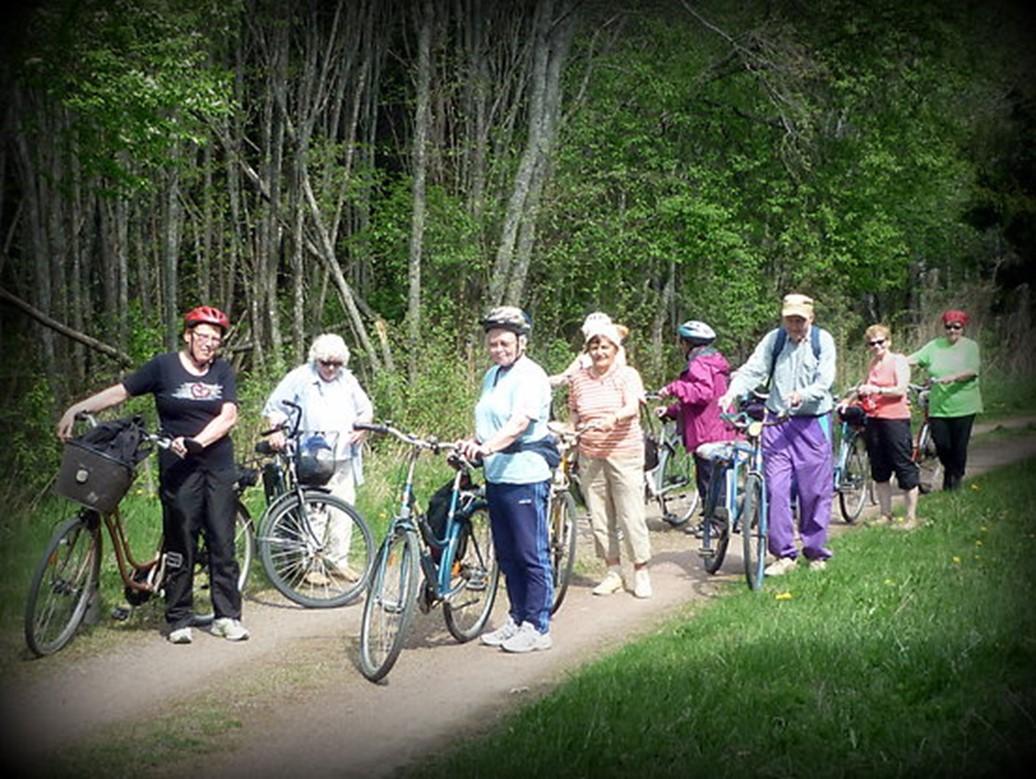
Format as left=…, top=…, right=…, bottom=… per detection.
left=406, top=0, right=435, bottom=380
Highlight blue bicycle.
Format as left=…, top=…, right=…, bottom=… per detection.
left=832, top=403, right=871, bottom=523
left=355, top=422, right=499, bottom=683
left=696, top=397, right=788, bottom=590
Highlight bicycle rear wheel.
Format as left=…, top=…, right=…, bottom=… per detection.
left=548, top=490, right=578, bottom=614
left=25, top=510, right=102, bottom=657
left=359, top=529, right=420, bottom=682
left=741, top=474, right=766, bottom=590
left=916, top=423, right=942, bottom=494
left=443, top=508, right=500, bottom=641
left=259, top=491, right=374, bottom=608
left=838, top=435, right=869, bottom=523
left=656, top=443, right=699, bottom=527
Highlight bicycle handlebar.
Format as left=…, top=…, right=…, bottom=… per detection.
left=353, top=421, right=458, bottom=455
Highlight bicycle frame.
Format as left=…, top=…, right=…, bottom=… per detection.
left=702, top=434, right=765, bottom=538
left=374, top=426, right=486, bottom=604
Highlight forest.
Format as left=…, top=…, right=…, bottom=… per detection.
left=1, top=0, right=1034, bottom=503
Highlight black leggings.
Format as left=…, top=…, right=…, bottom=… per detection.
left=160, top=460, right=241, bottom=628
left=929, top=414, right=976, bottom=491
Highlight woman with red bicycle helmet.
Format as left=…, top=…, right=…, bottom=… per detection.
left=57, top=304, right=247, bottom=644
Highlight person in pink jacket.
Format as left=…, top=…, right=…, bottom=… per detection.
left=656, top=320, right=735, bottom=533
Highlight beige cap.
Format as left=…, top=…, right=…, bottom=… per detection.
left=781, top=293, right=814, bottom=319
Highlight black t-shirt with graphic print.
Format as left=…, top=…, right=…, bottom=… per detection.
left=122, top=352, right=237, bottom=468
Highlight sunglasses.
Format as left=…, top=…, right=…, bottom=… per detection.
left=944, top=323, right=964, bottom=331
left=319, top=359, right=343, bottom=368
left=867, top=339, right=886, bottom=346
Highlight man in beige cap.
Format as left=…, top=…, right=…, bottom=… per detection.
left=718, top=292, right=837, bottom=576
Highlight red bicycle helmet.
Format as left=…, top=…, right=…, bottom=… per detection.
left=183, top=305, right=230, bottom=333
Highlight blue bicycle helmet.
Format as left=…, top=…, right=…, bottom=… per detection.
left=676, top=320, right=716, bottom=344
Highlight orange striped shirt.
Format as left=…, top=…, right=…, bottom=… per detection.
left=568, top=364, right=645, bottom=459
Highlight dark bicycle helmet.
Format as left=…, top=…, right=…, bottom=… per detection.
left=676, top=320, right=716, bottom=344
left=480, top=306, right=532, bottom=337
left=295, top=434, right=335, bottom=486
left=184, top=305, right=230, bottom=333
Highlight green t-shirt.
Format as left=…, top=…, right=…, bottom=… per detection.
left=908, top=336, right=983, bottom=417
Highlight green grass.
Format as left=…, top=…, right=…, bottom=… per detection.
left=409, top=460, right=1036, bottom=779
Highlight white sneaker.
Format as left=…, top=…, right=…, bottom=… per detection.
left=501, top=621, right=552, bottom=653
left=633, top=568, right=652, bottom=599
left=480, top=617, right=520, bottom=647
left=808, top=559, right=827, bottom=572
left=592, top=569, right=624, bottom=596
left=764, top=557, right=798, bottom=577
left=168, top=627, right=192, bottom=644
left=211, top=617, right=250, bottom=641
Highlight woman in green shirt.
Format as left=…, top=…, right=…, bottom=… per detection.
left=907, top=309, right=982, bottom=491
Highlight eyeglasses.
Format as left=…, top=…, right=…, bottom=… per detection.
left=944, top=323, right=963, bottom=330
left=191, top=333, right=222, bottom=344
left=867, top=339, right=886, bottom=347
left=319, top=360, right=343, bottom=368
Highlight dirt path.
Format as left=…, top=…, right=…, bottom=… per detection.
left=3, top=416, right=1035, bottom=776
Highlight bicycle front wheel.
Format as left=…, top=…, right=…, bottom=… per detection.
left=25, top=511, right=102, bottom=657
left=657, top=444, right=699, bottom=527
left=444, top=508, right=501, bottom=641
left=838, top=435, right=869, bottom=523
left=741, top=474, right=767, bottom=590
left=234, top=506, right=255, bottom=592
left=359, top=529, right=420, bottom=682
left=548, top=491, right=578, bottom=614
left=259, top=491, right=374, bottom=608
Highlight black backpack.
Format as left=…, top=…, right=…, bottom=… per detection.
left=76, top=416, right=152, bottom=467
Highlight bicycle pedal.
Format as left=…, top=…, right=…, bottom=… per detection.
left=696, top=547, right=715, bottom=559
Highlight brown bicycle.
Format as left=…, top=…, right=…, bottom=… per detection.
left=25, top=415, right=255, bottom=657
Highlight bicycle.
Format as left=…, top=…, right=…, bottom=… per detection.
left=832, top=402, right=871, bottom=523
left=908, top=382, right=943, bottom=493
left=254, top=400, right=375, bottom=608
left=696, top=397, right=788, bottom=590
left=355, top=422, right=499, bottom=683
left=546, top=422, right=583, bottom=614
left=26, top=415, right=255, bottom=657
left=642, top=392, right=699, bottom=527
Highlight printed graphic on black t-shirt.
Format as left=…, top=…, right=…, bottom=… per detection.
left=122, top=352, right=237, bottom=467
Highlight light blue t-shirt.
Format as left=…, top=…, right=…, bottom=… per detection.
left=475, top=355, right=552, bottom=484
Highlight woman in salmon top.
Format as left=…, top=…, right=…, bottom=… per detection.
left=568, top=320, right=652, bottom=598
left=843, top=323, right=919, bottom=528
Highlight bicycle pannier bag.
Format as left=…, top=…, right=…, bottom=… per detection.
left=643, top=433, right=660, bottom=471
left=54, top=417, right=149, bottom=513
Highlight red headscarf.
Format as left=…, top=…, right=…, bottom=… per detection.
left=941, top=309, right=969, bottom=326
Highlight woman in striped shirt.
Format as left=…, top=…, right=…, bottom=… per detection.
left=568, top=321, right=653, bottom=599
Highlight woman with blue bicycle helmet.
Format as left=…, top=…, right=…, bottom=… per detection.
left=459, top=306, right=555, bottom=654
left=656, top=319, right=734, bottom=534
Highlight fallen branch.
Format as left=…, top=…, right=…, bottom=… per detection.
left=0, top=286, right=134, bottom=366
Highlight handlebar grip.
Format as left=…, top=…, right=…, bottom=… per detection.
left=183, top=438, right=203, bottom=456
left=353, top=421, right=388, bottom=434
left=254, top=440, right=276, bottom=456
